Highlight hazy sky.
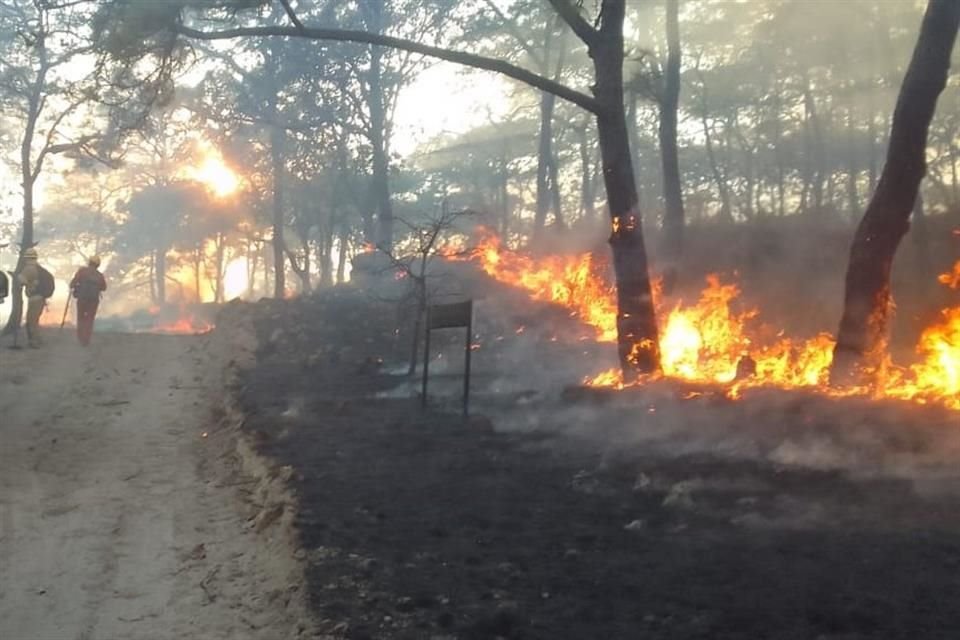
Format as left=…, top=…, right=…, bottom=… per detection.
left=392, top=61, right=510, bottom=158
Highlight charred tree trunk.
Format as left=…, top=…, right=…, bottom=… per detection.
left=830, top=0, right=960, bottom=384
left=591, top=4, right=661, bottom=378
left=660, top=0, right=685, bottom=272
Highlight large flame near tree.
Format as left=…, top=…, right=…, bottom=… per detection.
left=466, top=230, right=960, bottom=410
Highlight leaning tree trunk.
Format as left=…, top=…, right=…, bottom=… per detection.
left=592, top=14, right=661, bottom=378
left=660, top=0, right=685, bottom=277
left=830, top=0, right=960, bottom=384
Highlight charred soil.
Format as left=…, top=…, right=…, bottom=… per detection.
left=231, top=284, right=960, bottom=640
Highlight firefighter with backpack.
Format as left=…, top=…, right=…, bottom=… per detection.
left=18, top=247, right=55, bottom=348
left=70, top=255, right=107, bottom=346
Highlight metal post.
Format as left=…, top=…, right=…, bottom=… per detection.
left=463, top=310, right=472, bottom=419
left=421, top=308, right=431, bottom=410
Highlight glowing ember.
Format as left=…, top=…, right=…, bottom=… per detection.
left=464, top=232, right=960, bottom=410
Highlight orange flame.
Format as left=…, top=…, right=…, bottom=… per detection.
left=465, top=231, right=960, bottom=410
left=469, top=233, right=618, bottom=342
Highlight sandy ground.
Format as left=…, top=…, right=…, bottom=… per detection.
left=0, top=329, right=310, bottom=640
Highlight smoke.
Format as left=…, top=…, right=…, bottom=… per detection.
left=489, top=382, right=960, bottom=486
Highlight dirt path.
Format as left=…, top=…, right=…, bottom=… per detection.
left=0, top=331, right=308, bottom=640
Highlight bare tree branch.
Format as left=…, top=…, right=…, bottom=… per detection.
left=277, top=0, right=305, bottom=32
left=545, top=0, right=598, bottom=48
left=480, top=0, right=544, bottom=69
left=173, top=23, right=601, bottom=113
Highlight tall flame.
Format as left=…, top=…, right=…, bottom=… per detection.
left=464, top=230, right=960, bottom=410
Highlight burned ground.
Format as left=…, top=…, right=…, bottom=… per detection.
left=230, top=278, right=960, bottom=640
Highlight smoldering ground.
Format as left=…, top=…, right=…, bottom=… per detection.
left=231, top=278, right=960, bottom=639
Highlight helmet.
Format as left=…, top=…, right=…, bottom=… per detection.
left=89, top=255, right=101, bottom=268
left=22, top=247, right=38, bottom=260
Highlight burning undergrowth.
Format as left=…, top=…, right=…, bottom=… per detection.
left=227, top=276, right=960, bottom=639
left=97, top=302, right=217, bottom=334
left=456, top=226, right=960, bottom=411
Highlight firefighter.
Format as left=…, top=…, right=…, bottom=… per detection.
left=70, top=255, right=107, bottom=346
left=19, top=247, right=45, bottom=348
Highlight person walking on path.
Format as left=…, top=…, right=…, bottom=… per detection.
left=19, top=247, right=48, bottom=348
left=70, top=256, right=107, bottom=346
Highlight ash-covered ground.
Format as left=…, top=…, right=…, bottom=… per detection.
left=227, top=266, right=960, bottom=640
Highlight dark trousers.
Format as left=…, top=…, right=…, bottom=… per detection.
left=77, top=299, right=99, bottom=346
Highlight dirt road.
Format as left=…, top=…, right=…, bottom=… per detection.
left=0, top=331, right=308, bottom=640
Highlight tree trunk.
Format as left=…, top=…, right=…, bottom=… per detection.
left=367, top=1, right=394, bottom=251
left=264, top=38, right=286, bottom=299
left=336, top=224, right=349, bottom=284
left=2, top=44, right=48, bottom=337
left=846, top=106, right=859, bottom=218
left=548, top=144, right=564, bottom=229
left=156, top=249, right=166, bottom=304
left=773, top=85, right=786, bottom=217
left=270, top=123, right=286, bottom=298
left=319, top=218, right=335, bottom=288
left=626, top=89, right=643, bottom=205
left=577, top=123, right=596, bottom=221
left=592, top=8, right=661, bottom=378
left=533, top=92, right=558, bottom=240
left=499, top=157, right=511, bottom=235
left=803, top=78, right=826, bottom=212
left=701, top=114, right=731, bottom=221
left=660, top=0, right=685, bottom=270
left=831, top=0, right=960, bottom=384
left=214, top=233, right=226, bottom=303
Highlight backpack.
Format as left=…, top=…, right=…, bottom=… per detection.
left=36, top=265, right=55, bottom=299
left=74, top=272, right=101, bottom=302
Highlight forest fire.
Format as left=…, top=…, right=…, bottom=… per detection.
left=464, top=233, right=960, bottom=410
left=144, top=305, right=214, bottom=335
